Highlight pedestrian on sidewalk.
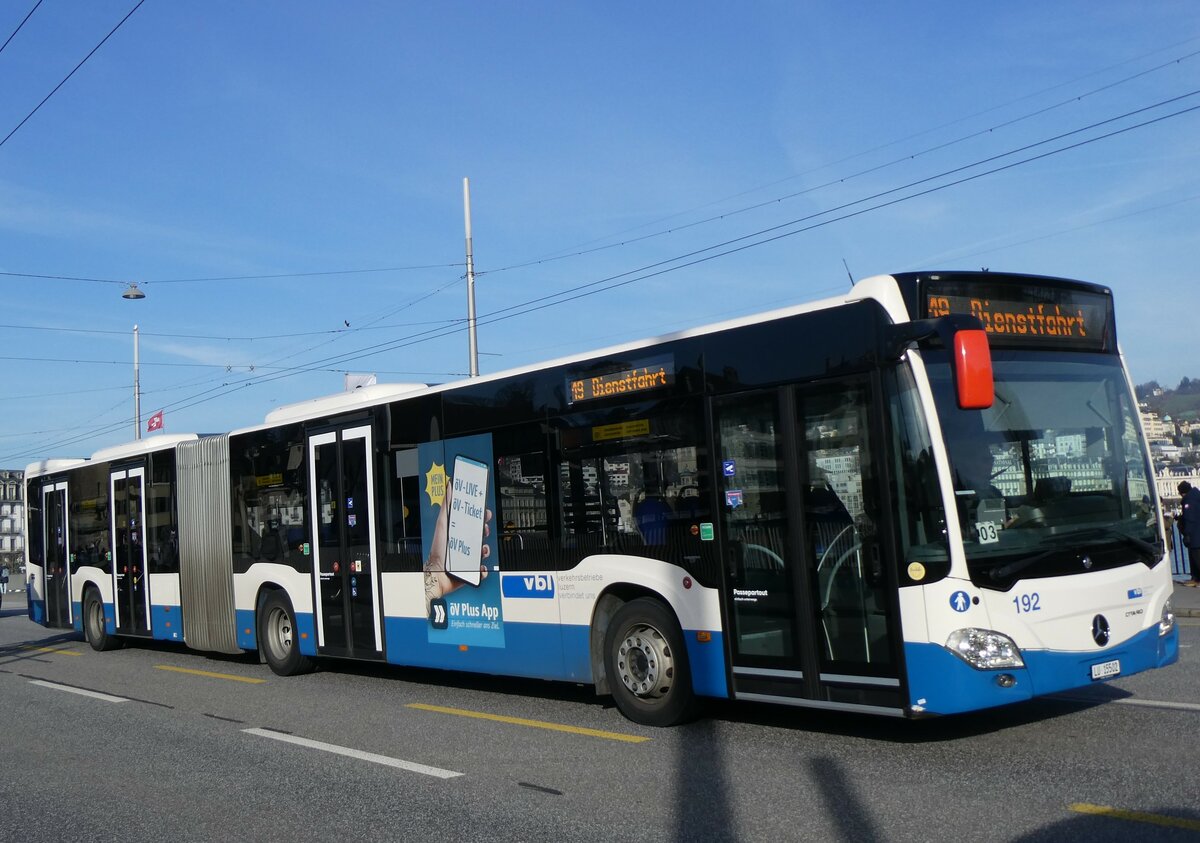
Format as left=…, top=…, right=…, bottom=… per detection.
left=0, top=562, right=7, bottom=608
left=1177, top=481, right=1200, bottom=586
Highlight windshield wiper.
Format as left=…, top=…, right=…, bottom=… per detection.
left=987, top=548, right=1061, bottom=582
left=1050, top=526, right=1159, bottom=557
left=986, top=526, right=1159, bottom=583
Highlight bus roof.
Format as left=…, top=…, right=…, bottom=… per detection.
left=89, top=433, right=201, bottom=463
left=232, top=275, right=913, bottom=433
left=24, top=458, right=88, bottom=479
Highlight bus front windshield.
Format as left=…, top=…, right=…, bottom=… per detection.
left=926, top=350, right=1161, bottom=589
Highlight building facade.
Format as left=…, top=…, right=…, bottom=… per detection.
left=0, top=469, right=24, bottom=571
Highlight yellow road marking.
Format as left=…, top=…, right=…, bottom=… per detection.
left=154, top=665, right=267, bottom=684
left=406, top=702, right=650, bottom=743
left=1070, top=802, right=1200, bottom=832
left=18, top=645, right=81, bottom=657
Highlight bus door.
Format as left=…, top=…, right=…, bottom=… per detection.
left=714, top=380, right=902, bottom=712
left=41, top=481, right=72, bottom=628
left=308, top=424, right=383, bottom=659
left=109, top=466, right=151, bottom=636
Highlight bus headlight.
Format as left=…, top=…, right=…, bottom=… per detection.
left=1160, top=598, right=1176, bottom=636
left=945, top=628, right=1025, bottom=670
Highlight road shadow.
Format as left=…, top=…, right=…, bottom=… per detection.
left=689, top=691, right=1119, bottom=744
left=1, top=610, right=1138, bottom=744
left=0, top=601, right=31, bottom=619
left=245, top=653, right=1125, bottom=744
left=0, top=627, right=85, bottom=669
left=308, top=656, right=606, bottom=710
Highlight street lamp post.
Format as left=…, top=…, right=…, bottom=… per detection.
left=133, top=324, right=141, bottom=440
left=464, top=177, right=479, bottom=378
left=123, top=282, right=146, bottom=439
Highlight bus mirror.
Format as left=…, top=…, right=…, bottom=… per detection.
left=954, top=329, right=993, bottom=409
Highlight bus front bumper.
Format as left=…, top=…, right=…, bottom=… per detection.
left=904, top=623, right=1179, bottom=716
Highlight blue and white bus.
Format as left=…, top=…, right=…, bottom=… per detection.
left=24, top=270, right=1178, bottom=725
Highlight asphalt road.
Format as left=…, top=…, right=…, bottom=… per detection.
left=1, top=602, right=1197, bottom=842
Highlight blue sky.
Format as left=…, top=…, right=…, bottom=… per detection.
left=1, top=1, right=1198, bottom=465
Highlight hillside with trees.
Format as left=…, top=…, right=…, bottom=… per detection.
left=1137, top=378, right=1200, bottom=426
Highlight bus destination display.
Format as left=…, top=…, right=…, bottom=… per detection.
left=923, top=279, right=1113, bottom=351
left=567, top=355, right=674, bottom=404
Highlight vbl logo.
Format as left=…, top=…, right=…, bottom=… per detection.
left=502, top=574, right=556, bottom=598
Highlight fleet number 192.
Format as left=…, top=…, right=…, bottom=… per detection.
left=1013, top=592, right=1041, bottom=614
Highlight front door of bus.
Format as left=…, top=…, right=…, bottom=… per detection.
left=41, top=481, right=72, bottom=629
left=308, top=424, right=383, bottom=659
left=110, top=466, right=151, bottom=636
left=714, top=381, right=902, bottom=711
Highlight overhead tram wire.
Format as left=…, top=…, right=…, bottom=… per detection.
left=0, top=354, right=468, bottom=372
left=9, top=57, right=1196, bottom=406
left=197, top=274, right=464, bottom=381
left=476, top=101, right=1200, bottom=324
left=0, top=262, right=465, bottom=286
left=58, top=94, right=1200, bottom=446
left=0, top=265, right=463, bottom=404
left=147, top=264, right=464, bottom=284
left=5, top=35, right=1194, bottom=453
left=904, top=191, right=1200, bottom=270
left=4, top=271, right=471, bottom=461
left=0, top=270, right=465, bottom=458
left=119, top=87, right=1200, bottom=425
left=479, top=44, right=1200, bottom=278
left=0, top=0, right=43, bottom=57
left=0, top=318, right=463, bottom=342
left=303, top=94, right=1200, bottom=369
left=1, top=268, right=466, bottom=443
left=10, top=92, right=1200, bottom=463
left=0, top=354, right=470, bottom=448
left=476, top=90, right=1200, bottom=325
left=0, top=383, right=127, bottom=401
left=124, top=84, right=1200, bottom=384
left=0, top=0, right=145, bottom=150
left=144, top=270, right=466, bottom=405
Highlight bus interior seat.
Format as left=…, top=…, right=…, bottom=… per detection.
left=1033, top=477, right=1071, bottom=502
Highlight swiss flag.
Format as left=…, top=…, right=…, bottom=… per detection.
left=147, top=410, right=164, bottom=432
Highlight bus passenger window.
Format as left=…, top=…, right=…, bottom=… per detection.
left=377, top=447, right=424, bottom=573
left=230, top=426, right=307, bottom=570
left=555, top=407, right=709, bottom=567
left=496, top=452, right=550, bottom=567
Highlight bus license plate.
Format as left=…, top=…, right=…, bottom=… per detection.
left=1090, top=659, right=1120, bottom=680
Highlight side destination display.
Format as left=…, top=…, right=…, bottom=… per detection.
left=567, top=355, right=675, bottom=404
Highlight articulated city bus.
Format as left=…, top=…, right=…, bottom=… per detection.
left=24, top=271, right=1177, bottom=725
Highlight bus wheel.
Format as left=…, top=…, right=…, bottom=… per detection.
left=258, top=591, right=313, bottom=676
left=604, top=597, right=696, bottom=727
left=83, top=588, right=120, bottom=652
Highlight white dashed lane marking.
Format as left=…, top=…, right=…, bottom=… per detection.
left=242, top=727, right=462, bottom=779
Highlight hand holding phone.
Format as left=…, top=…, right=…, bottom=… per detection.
left=445, top=456, right=490, bottom=585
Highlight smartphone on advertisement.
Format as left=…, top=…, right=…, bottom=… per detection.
left=445, top=455, right=489, bottom=585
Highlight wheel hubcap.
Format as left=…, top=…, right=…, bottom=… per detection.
left=616, top=623, right=674, bottom=699
left=270, top=609, right=293, bottom=655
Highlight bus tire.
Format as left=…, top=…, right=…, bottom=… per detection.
left=258, top=591, right=313, bottom=676
left=603, top=597, right=696, bottom=727
left=83, top=588, right=120, bottom=652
